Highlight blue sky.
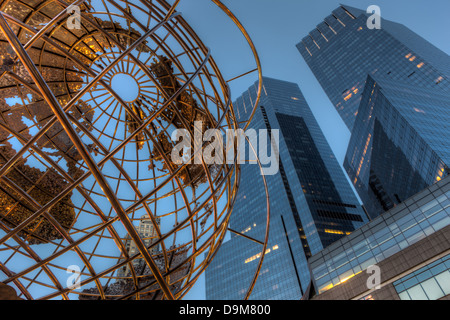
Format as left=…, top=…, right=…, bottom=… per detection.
left=174, top=0, right=450, bottom=300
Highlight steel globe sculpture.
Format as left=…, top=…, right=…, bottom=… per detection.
left=0, top=0, right=265, bottom=300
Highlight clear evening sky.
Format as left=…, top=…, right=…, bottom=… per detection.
left=169, top=0, right=450, bottom=299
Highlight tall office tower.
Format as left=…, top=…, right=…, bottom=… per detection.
left=205, top=77, right=368, bottom=300
left=297, top=5, right=450, bottom=131
left=297, top=5, right=450, bottom=219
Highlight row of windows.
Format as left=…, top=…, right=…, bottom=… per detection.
left=394, top=254, right=450, bottom=300
left=311, top=188, right=450, bottom=293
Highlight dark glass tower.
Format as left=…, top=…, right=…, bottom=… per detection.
left=297, top=5, right=450, bottom=131
left=205, top=77, right=368, bottom=300
left=345, top=74, right=450, bottom=219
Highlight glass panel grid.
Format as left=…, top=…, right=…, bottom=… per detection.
left=394, top=253, right=450, bottom=300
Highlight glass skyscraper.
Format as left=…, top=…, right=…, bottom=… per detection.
left=345, top=75, right=450, bottom=219
left=297, top=5, right=450, bottom=131
left=297, top=5, right=450, bottom=219
left=205, top=77, right=368, bottom=300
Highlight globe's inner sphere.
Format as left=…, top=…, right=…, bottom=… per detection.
left=111, top=73, right=140, bottom=102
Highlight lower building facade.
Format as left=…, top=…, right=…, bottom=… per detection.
left=308, top=174, right=450, bottom=300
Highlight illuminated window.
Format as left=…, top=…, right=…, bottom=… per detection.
left=304, top=45, right=313, bottom=57
left=417, top=62, right=424, bottom=68
left=318, top=29, right=328, bottom=42
left=241, top=226, right=251, bottom=234
left=333, top=14, right=346, bottom=27
left=245, top=246, right=277, bottom=264
left=357, top=26, right=363, bottom=31
left=343, top=7, right=356, bottom=19
left=327, top=23, right=337, bottom=35
left=356, top=134, right=372, bottom=177
left=312, top=39, right=320, bottom=49
left=344, top=93, right=353, bottom=101
left=325, top=229, right=344, bottom=235
left=409, top=55, right=416, bottom=62
left=405, top=53, right=412, bottom=59
left=318, top=271, right=362, bottom=294
left=324, top=229, right=350, bottom=235
left=343, top=86, right=359, bottom=101
left=435, top=166, right=444, bottom=182
left=319, top=283, right=334, bottom=294
left=291, top=97, right=299, bottom=101
left=436, top=76, right=444, bottom=84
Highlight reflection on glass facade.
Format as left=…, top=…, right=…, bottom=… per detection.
left=205, top=77, right=367, bottom=300
left=297, top=5, right=450, bottom=131
left=394, top=253, right=450, bottom=300
left=309, top=175, right=450, bottom=295
left=345, top=75, right=450, bottom=219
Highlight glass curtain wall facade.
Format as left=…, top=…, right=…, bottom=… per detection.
left=296, top=5, right=450, bottom=131
left=205, top=77, right=367, bottom=300
left=345, top=75, right=450, bottom=219
left=393, top=253, right=450, bottom=300
left=297, top=5, right=450, bottom=219
left=309, top=174, right=450, bottom=295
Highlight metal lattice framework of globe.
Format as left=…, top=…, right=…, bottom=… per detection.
left=0, top=0, right=266, bottom=300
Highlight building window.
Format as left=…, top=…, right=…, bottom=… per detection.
left=394, top=254, right=450, bottom=300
